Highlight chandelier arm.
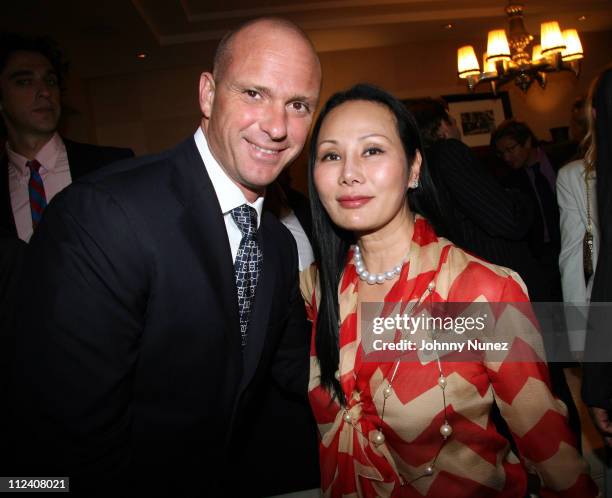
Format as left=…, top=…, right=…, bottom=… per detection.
left=458, top=0, right=584, bottom=92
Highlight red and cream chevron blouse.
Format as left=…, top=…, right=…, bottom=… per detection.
left=301, top=216, right=597, bottom=498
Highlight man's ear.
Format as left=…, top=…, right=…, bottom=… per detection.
left=199, top=72, right=215, bottom=118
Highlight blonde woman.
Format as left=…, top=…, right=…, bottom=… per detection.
left=557, top=72, right=603, bottom=355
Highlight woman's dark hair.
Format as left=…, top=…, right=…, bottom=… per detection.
left=307, top=83, right=443, bottom=403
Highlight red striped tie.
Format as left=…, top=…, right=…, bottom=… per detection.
left=26, top=159, right=48, bottom=229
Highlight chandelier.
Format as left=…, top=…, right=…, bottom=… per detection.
left=456, top=2, right=584, bottom=93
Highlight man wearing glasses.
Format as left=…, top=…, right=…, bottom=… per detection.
left=492, top=119, right=562, bottom=300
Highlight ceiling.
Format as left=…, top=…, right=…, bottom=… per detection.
left=3, top=0, right=612, bottom=78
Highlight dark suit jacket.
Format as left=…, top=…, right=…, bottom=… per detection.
left=11, top=137, right=311, bottom=496
left=500, top=158, right=565, bottom=303
left=426, top=140, right=556, bottom=299
left=1, top=138, right=134, bottom=477
left=241, top=184, right=319, bottom=497
left=500, top=165, right=560, bottom=257
left=0, top=138, right=133, bottom=325
left=1, top=137, right=134, bottom=236
left=285, top=185, right=313, bottom=240
left=0, top=229, right=25, bottom=332
left=428, top=141, right=540, bottom=271
left=0, top=230, right=26, bottom=455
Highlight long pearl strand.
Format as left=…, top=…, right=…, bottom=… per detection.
left=353, top=245, right=408, bottom=285
left=337, top=281, right=453, bottom=485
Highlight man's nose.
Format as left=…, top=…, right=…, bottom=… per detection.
left=260, top=104, right=288, bottom=141
left=35, top=78, right=53, bottom=97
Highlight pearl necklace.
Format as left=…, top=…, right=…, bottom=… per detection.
left=336, top=281, right=453, bottom=485
left=353, top=244, right=409, bottom=285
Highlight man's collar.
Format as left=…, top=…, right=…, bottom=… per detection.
left=6, top=132, right=63, bottom=176
left=193, top=127, right=263, bottom=226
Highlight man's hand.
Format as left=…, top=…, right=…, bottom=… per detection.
left=588, top=406, right=612, bottom=448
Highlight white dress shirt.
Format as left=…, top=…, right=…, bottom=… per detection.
left=279, top=210, right=314, bottom=271
left=7, top=132, right=71, bottom=242
left=193, top=127, right=264, bottom=262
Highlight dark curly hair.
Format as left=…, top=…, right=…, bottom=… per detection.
left=0, top=32, right=68, bottom=94
left=490, top=119, right=538, bottom=148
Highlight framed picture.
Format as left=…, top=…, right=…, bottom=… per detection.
left=441, top=92, right=512, bottom=147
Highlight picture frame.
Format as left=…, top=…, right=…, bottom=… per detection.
left=441, top=92, right=513, bottom=147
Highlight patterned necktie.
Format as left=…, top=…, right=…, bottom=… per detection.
left=231, top=204, right=263, bottom=348
left=26, top=159, right=47, bottom=229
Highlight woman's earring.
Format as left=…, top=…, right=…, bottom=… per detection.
left=410, top=179, right=420, bottom=189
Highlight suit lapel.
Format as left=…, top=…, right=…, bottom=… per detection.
left=170, top=138, right=242, bottom=356
left=64, top=138, right=87, bottom=180
left=64, top=138, right=100, bottom=179
left=0, top=154, right=18, bottom=236
left=170, top=137, right=278, bottom=389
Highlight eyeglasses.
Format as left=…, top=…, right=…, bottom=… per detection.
left=496, top=142, right=520, bottom=157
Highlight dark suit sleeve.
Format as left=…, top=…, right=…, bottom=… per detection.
left=0, top=230, right=25, bottom=328
left=63, top=139, right=135, bottom=180
left=89, top=146, right=133, bottom=170
left=269, top=233, right=311, bottom=398
left=582, top=363, right=612, bottom=410
left=430, top=139, right=533, bottom=240
left=114, top=147, right=135, bottom=161
left=0, top=232, right=26, bottom=470
left=286, top=187, right=313, bottom=240
left=12, top=182, right=148, bottom=489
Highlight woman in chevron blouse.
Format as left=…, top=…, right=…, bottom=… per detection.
left=301, top=83, right=597, bottom=497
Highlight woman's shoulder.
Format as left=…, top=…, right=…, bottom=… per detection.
left=557, top=159, right=586, bottom=183
left=441, top=239, right=517, bottom=278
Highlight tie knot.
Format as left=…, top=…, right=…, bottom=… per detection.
left=26, top=159, right=42, bottom=173
left=231, top=204, right=258, bottom=238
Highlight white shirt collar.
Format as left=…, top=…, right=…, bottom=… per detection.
left=193, top=126, right=263, bottom=227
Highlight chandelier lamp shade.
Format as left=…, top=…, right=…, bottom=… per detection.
left=456, top=2, right=584, bottom=93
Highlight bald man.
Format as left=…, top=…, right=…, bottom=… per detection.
left=12, top=18, right=321, bottom=496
